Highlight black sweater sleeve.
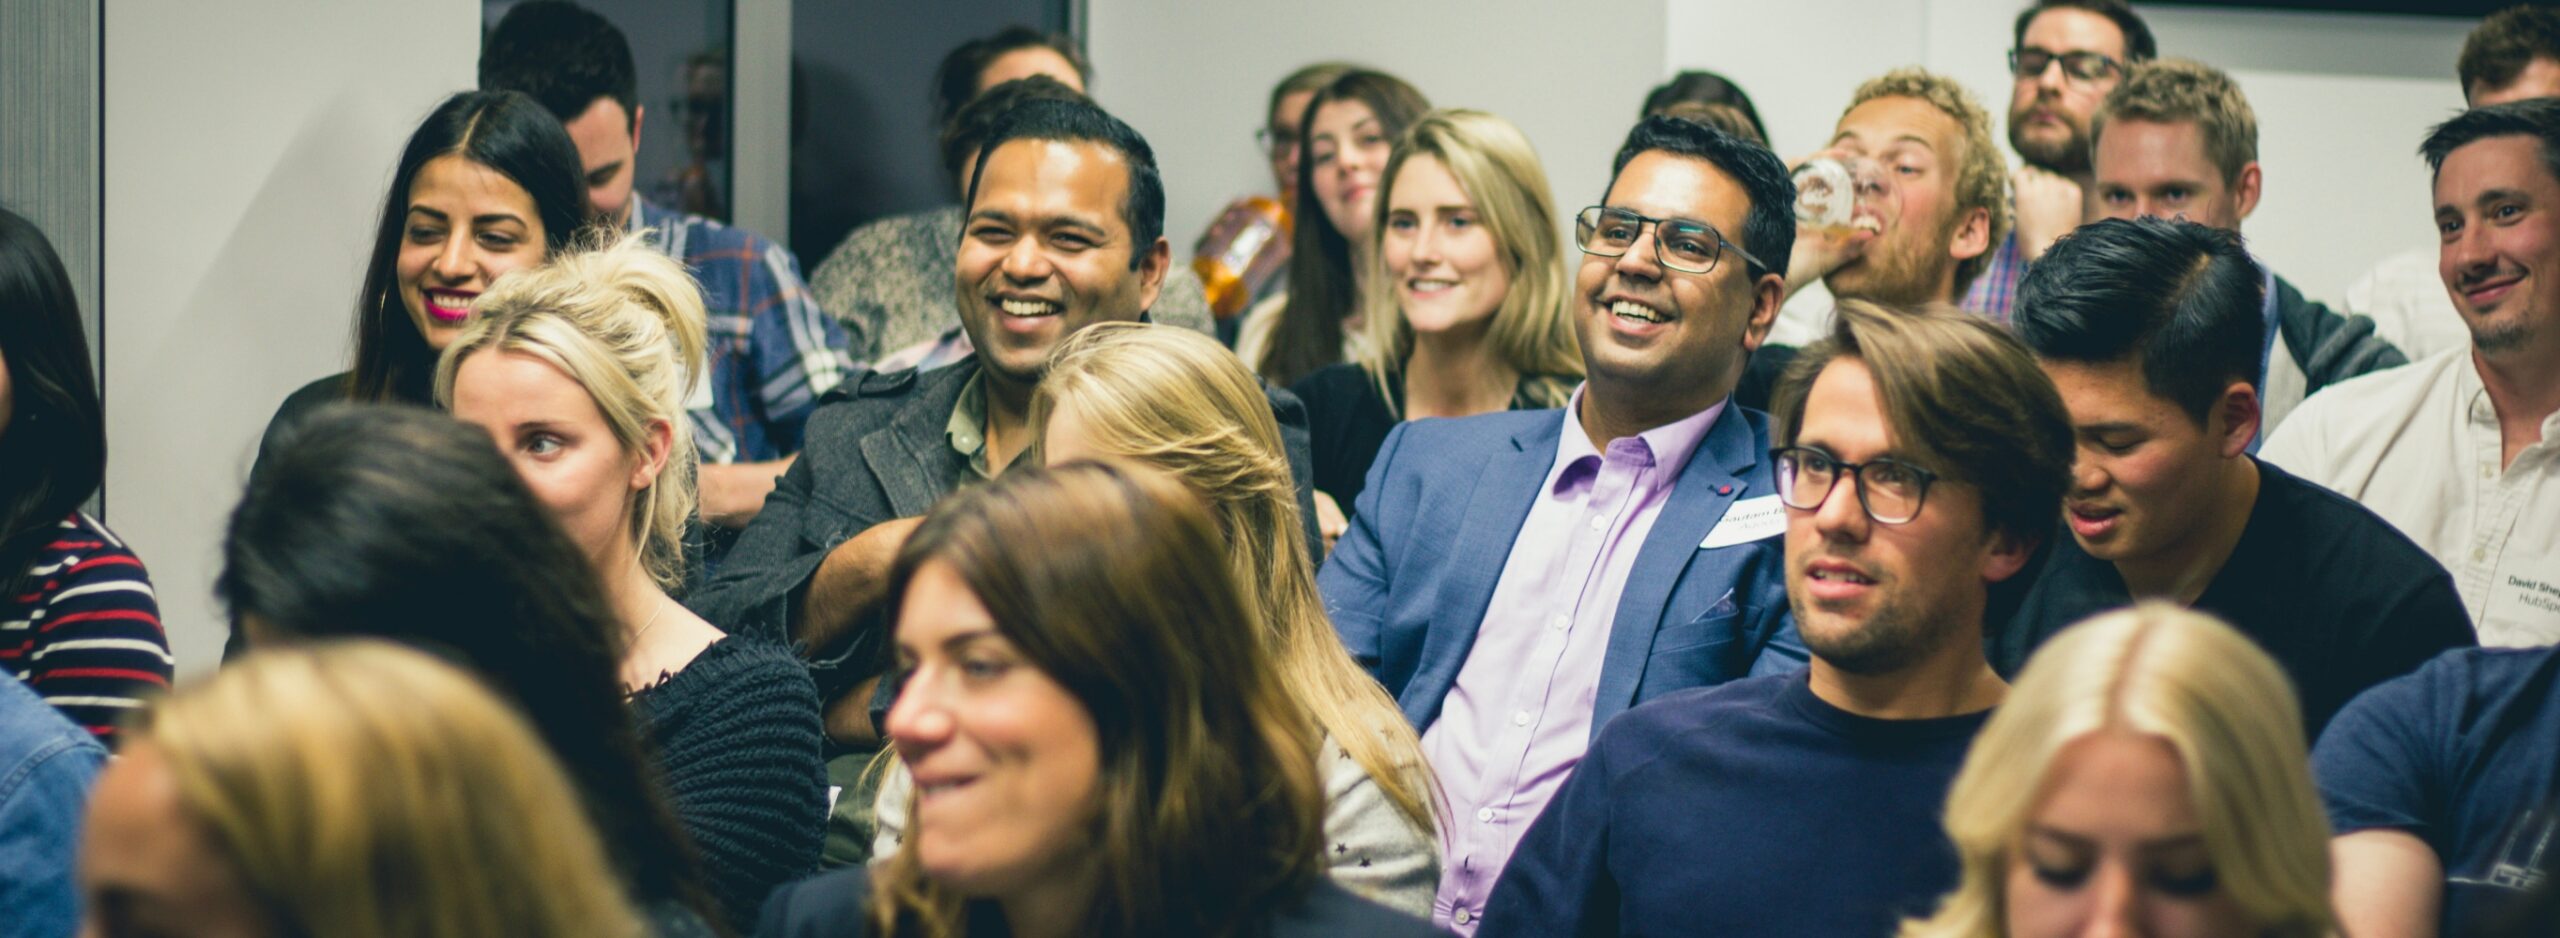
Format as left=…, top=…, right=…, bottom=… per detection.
left=638, top=637, right=832, bottom=931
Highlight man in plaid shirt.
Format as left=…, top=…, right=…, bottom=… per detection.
left=483, top=2, right=858, bottom=529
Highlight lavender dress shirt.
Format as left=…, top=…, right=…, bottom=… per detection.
left=1421, top=390, right=1723, bottom=934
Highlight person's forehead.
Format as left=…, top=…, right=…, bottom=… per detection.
left=2437, top=133, right=2560, bottom=200
left=2468, top=56, right=2560, bottom=107
left=2023, top=6, right=2128, bottom=58
left=2097, top=119, right=2217, bottom=176
left=1606, top=150, right=1752, bottom=232
left=1837, top=95, right=1965, bottom=155
left=979, top=137, right=1131, bottom=219
left=1271, top=89, right=1317, bottom=128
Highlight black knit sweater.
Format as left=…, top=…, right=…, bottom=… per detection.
left=633, top=635, right=830, bottom=931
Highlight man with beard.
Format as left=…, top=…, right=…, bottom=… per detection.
left=1480, top=300, right=2072, bottom=938
left=2089, top=59, right=2404, bottom=436
left=1964, top=0, right=2156, bottom=323
left=1748, top=69, right=2010, bottom=408
left=2266, top=99, right=2560, bottom=648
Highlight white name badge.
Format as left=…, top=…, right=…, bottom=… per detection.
left=1700, top=495, right=1786, bottom=549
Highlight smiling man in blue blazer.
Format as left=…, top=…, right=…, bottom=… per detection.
left=1317, top=116, right=1806, bottom=934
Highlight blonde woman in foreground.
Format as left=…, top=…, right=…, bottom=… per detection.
left=1901, top=602, right=2335, bottom=938
left=872, top=322, right=1440, bottom=916
left=78, top=640, right=647, bottom=938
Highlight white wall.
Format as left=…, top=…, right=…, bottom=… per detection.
left=103, top=0, right=479, bottom=676
left=1090, top=0, right=1668, bottom=261
left=1667, top=0, right=2474, bottom=304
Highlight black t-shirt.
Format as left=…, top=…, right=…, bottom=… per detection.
left=1480, top=673, right=1985, bottom=938
left=1994, top=458, right=2476, bottom=736
left=1288, top=363, right=1562, bottom=512
left=2315, top=646, right=2560, bottom=936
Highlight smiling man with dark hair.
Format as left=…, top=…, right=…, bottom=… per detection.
left=1319, top=115, right=1805, bottom=934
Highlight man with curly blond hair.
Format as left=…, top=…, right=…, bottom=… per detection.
left=1749, top=68, right=2013, bottom=409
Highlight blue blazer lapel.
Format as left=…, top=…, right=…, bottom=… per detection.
left=1399, top=414, right=1560, bottom=729
left=1589, top=405, right=1757, bottom=735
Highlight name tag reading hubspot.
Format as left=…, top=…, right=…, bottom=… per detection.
left=1700, top=495, right=1786, bottom=549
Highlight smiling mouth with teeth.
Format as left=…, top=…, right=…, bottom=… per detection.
left=999, top=298, right=1061, bottom=318
left=1610, top=299, right=1669, bottom=324
left=1808, top=568, right=1876, bottom=585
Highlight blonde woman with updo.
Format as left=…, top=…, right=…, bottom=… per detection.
left=1288, top=109, right=1581, bottom=544
left=440, top=236, right=827, bottom=928
left=1901, top=603, right=2336, bottom=938
left=869, top=322, right=1440, bottom=917
left=80, top=640, right=648, bottom=938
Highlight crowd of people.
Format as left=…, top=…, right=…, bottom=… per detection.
left=6, top=1, right=2560, bottom=936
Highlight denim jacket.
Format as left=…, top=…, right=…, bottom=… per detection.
left=1, top=675, right=106, bottom=938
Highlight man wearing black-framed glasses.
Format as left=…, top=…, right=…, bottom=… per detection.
left=1321, top=114, right=1805, bottom=934
left=1485, top=300, right=2074, bottom=937
left=1963, top=0, right=2158, bottom=324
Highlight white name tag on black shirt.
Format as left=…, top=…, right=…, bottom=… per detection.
left=1701, top=495, right=1786, bottom=549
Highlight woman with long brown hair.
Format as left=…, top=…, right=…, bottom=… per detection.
left=1234, top=69, right=1431, bottom=387
left=757, top=462, right=1435, bottom=937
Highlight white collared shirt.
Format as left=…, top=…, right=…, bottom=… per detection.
left=2265, top=349, right=2560, bottom=646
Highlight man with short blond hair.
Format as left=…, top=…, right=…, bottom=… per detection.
left=2089, top=58, right=2404, bottom=435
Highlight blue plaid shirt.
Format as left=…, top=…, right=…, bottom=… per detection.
left=1958, top=230, right=2026, bottom=327
left=631, top=197, right=860, bottom=463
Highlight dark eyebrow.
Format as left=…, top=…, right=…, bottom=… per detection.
left=406, top=206, right=448, bottom=221
left=471, top=212, right=528, bottom=227
left=895, top=626, right=1001, bottom=662
left=2077, top=421, right=2148, bottom=437
left=585, top=160, right=625, bottom=181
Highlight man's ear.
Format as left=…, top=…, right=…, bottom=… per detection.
left=1980, top=524, right=2038, bottom=585
left=1134, top=237, right=1170, bottom=314
left=1743, top=271, right=1784, bottom=352
left=630, top=103, right=646, bottom=153
left=2214, top=380, right=2262, bottom=458
left=2233, top=161, right=2263, bottom=223
left=1950, top=205, right=1993, bottom=263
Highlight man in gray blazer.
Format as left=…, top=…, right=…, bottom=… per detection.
left=692, top=98, right=1319, bottom=746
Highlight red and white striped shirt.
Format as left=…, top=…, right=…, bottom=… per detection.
left=1, top=512, right=170, bottom=747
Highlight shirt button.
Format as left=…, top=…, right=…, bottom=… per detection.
left=1588, top=515, right=1608, bottom=532
left=1476, top=807, right=1496, bottom=822
left=1455, top=909, right=1474, bottom=925
left=2474, top=548, right=2489, bottom=562
left=1550, top=615, right=1571, bottom=631
left=2483, top=465, right=2496, bottom=479
left=1514, top=709, right=1534, bottom=726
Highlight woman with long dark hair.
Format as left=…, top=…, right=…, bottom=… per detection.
left=1235, top=69, right=1431, bottom=387
left=757, top=462, right=1436, bottom=937
left=254, top=89, right=587, bottom=445
left=0, top=206, right=168, bottom=745
left=222, top=404, right=721, bottom=936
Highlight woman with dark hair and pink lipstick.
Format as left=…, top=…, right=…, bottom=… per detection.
left=1236, top=69, right=1430, bottom=388
left=253, top=90, right=589, bottom=470
left=1288, top=109, right=1582, bottom=546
